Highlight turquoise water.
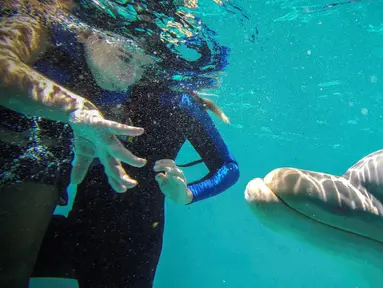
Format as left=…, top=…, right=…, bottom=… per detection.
left=31, top=0, right=383, bottom=287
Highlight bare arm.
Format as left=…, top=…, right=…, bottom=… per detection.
left=0, top=1, right=148, bottom=192
left=0, top=1, right=99, bottom=123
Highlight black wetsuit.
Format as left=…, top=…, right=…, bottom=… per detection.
left=33, top=84, right=239, bottom=287
left=27, top=8, right=239, bottom=288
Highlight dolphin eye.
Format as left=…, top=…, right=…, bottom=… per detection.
left=120, top=53, right=133, bottom=63
left=116, top=47, right=134, bottom=63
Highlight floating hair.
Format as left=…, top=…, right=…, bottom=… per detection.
left=191, top=94, right=230, bottom=124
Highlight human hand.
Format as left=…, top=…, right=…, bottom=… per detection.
left=154, top=159, right=193, bottom=205
left=69, top=107, right=146, bottom=193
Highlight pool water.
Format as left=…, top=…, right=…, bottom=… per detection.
left=31, top=0, right=383, bottom=287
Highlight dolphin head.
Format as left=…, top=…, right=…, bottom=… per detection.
left=245, top=168, right=383, bottom=268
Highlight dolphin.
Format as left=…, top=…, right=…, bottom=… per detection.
left=245, top=149, right=383, bottom=272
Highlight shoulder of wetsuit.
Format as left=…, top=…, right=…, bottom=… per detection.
left=33, top=18, right=90, bottom=89
left=156, top=89, right=204, bottom=116
left=48, top=19, right=84, bottom=63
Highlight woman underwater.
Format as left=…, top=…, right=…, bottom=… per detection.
left=0, top=0, right=239, bottom=287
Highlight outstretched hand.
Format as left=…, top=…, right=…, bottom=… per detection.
left=69, top=108, right=147, bottom=193
left=154, top=159, right=193, bottom=205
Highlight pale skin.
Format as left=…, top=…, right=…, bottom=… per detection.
left=154, top=159, right=194, bottom=205
left=0, top=0, right=194, bottom=203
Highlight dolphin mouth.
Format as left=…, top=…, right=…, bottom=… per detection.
left=245, top=178, right=383, bottom=245
left=245, top=178, right=338, bottom=228
left=244, top=186, right=253, bottom=202
left=244, top=178, right=280, bottom=204
left=245, top=179, right=299, bottom=220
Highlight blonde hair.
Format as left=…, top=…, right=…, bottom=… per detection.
left=190, top=93, right=230, bottom=124
left=3, top=1, right=230, bottom=125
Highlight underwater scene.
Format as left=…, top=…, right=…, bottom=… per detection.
left=0, top=0, right=382, bottom=287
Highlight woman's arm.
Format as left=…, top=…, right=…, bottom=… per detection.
left=0, top=3, right=99, bottom=122
left=179, top=93, right=240, bottom=203
left=0, top=2, right=147, bottom=192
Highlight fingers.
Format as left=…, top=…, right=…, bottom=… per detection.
left=98, top=150, right=138, bottom=190
left=155, top=173, right=185, bottom=185
left=71, top=136, right=95, bottom=185
left=165, top=167, right=184, bottom=177
left=91, top=117, right=144, bottom=136
left=70, top=154, right=94, bottom=185
left=104, top=135, right=147, bottom=167
left=175, top=176, right=187, bottom=186
left=155, top=164, right=187, bottom=189
left=71, top=112, right=148, bottom=194
left=154, top=159, right=176, bottom=168
left=108, top=177, right=127, bottom=193
left=154, top=160, right=183, bottom=177
left=109, top=123, right=144, bottom=137
left=155, top=173, right=167, bottom=185
left=155, top=173, right=169, bottom=198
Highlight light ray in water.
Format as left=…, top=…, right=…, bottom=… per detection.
left=318, top=80, right=343, bottom=87
left=197, top=92, right=219, bottom=97
left=272, top=0, right=365, bottom=23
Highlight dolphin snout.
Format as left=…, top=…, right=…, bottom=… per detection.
left=245, top=178, right=279, bottom=204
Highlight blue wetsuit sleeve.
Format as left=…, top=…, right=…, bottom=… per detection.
left=177, top=93, right=240, bottom=203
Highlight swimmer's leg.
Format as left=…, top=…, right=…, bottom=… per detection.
left=31, top=215, right=76, bottom=279
left=70, top=165, right=165, bottom=288
left=32, top=169, right=75, bottom=279
left=0, top=182, right=58, bottom=287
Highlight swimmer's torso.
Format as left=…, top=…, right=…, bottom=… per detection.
left=0, top=1, right=237, bottom=205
